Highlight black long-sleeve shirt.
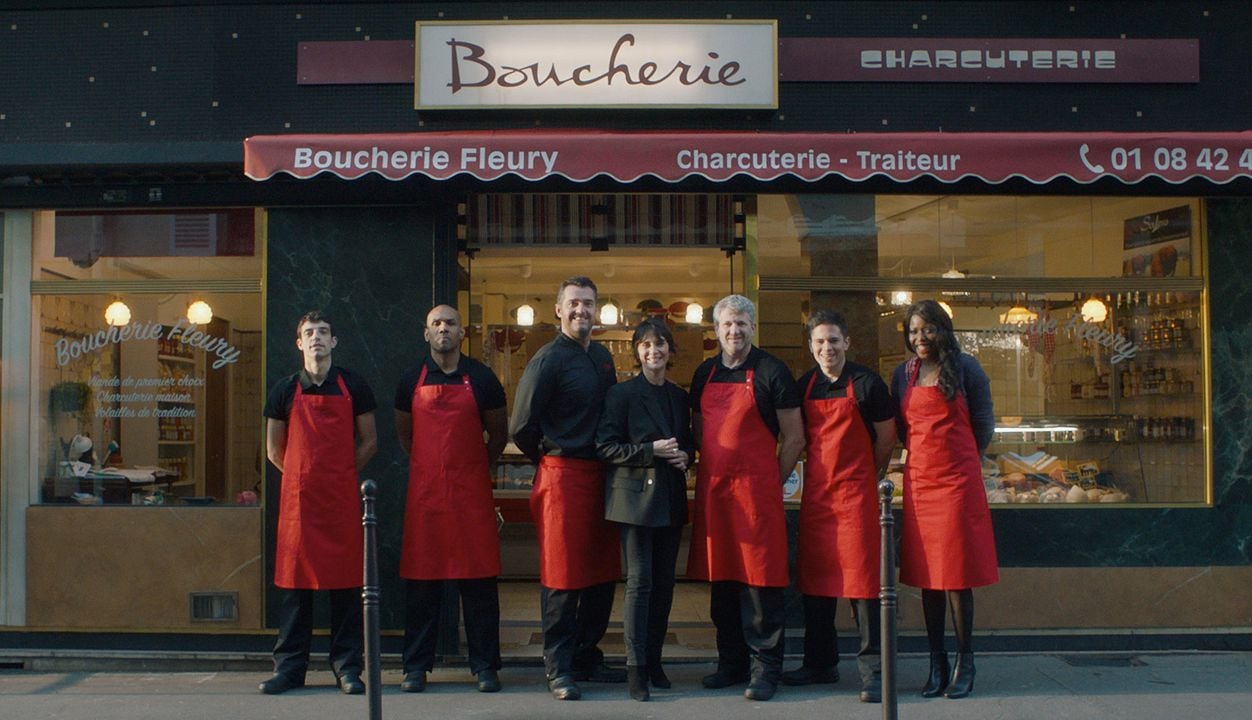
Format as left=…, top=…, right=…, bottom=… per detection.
left=509, top=332, right=617, bottom=463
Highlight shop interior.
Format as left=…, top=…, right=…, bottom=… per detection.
left=32, top=210, right=264, bottom=506
left=461, top=193, right=1208, bottom=517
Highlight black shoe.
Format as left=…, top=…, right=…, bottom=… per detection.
left=945, top=653, right=975, bottom=699
left=780, top=665, right=839, bottom=686
left=548, top=675, right=582, bottom=700
left=744, top=675, right=777, bottom=701
left=337, top=671, right=364, bottom=695
left=476, top=669, right=501, bottom=693
left=400, top=671, right=427, bottom=693
left=648, top=665, right=672, bottom=689
left=859, top=674, right=882, bottom=703
left=572, top=662, right=627, bottom=683
left=627, top=666, right=650, bottom=701
left=921, top=652, right=950, bottom=698
left=258, top=674, right=304, bottom=695
left=702, top=667, right=750, bottom=689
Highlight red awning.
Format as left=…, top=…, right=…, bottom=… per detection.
left=244, top=130, right=1252, bottom=185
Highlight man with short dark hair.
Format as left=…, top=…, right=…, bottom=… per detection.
left=261, top=311, right=378, bottom=696
left=689, top=294, right=804, bottom=702
left=395, top=304, right=508, bottom=694
left=511, top=276, right=623, bottom=701
left=784, top=310, right=896, bottom=703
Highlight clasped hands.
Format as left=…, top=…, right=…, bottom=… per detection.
left=651, top=438, right=689, bottom=471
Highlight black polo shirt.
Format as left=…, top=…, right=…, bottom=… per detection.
left=394, top=355, right=506, bottom=414
left=796, top=361, right=896, bottom=444
left=689, top=345, right=800, bottom=438
left=509, top=332, right=617, bottom=463
left=263, top=365, right=377, bottom=420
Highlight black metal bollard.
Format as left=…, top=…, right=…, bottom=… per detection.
left=878, top=478, right=898, bottom=720
left=361, top=479, right=382, bottom=720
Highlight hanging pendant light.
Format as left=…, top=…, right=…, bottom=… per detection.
left=104, top=300, right=132, bottom=327
left=1080, top=296, right=1108, bottom=323
left=186, top=300, right=213, bottom=325
left=1000, top=305, right=1037, bottom=324
left=937, top=301, right=954, bottom=319
left=516, top=304, right=535, bottom=327
left=600, top=302, right=619, bottom=326
left=685, top=302, right=704, bottom=324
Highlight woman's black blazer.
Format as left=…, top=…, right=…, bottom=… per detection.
left=595, top=374, right=693, bottom=527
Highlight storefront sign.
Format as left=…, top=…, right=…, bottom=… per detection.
left=780, top=38, right=1198, bottom=83
left=245, top=130, right=1252, bottom=185
left=414, top=21, right=777, bottom=108
left=54, top=318, right=243, bottom=370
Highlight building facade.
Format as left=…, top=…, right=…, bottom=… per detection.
left=1, top=1, right=1249, bottom=652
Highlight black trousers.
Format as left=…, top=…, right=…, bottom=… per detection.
left=799, top=594, right=882, bottom=684
left=709, top=581, right=785, bottom=677
left=272, top=587, right=363, bottom=681
left=618, top=523, right=683, bottom=668
left=539, top=581, right=616, bottom=680
left=402, top=578, right=502, bottom=675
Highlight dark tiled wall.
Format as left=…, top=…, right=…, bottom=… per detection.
left=264, top=206, right=447, bottom=628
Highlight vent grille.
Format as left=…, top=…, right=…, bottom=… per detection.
left=190, top=592, right=239, bottom=622
left=171, top=214, right=217, bottom=254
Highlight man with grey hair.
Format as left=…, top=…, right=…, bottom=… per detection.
left=688, top=294, right=804, bottom=701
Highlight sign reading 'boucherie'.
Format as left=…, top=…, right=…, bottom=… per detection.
left=415, top=21, right=777, bottom=109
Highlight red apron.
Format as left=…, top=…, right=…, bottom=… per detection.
left=274, top=374, right=362, bottom=590
left=688, top=368, right=789, bottom=587
left=399, top=365, right=501, bottom=580
left=797, top=373, right=880, bottom=599
left=530, top=455, right=621, bottom=590
left=899, top=364, right=999, bottom=590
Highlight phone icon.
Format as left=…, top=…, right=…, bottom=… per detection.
left=1079, top=144, right=1105, bottom=174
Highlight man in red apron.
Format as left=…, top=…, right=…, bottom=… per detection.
left=260, top=311, right=378, bottom=695
left=395, top=305, right=508, bottom=694
left=784, top=310, right=897, bottom=703
left=510, top=276, right=622, bottom=701
left=688, top=295, right=805, bottom=702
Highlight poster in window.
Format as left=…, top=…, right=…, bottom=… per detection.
left=1122, top=205, right=1191, bottom=277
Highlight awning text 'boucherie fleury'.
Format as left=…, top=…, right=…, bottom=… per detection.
left=244, top=131, right=1252, bottom=185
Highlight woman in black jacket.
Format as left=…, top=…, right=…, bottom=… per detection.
left=596, top=318, right=694, bottom=701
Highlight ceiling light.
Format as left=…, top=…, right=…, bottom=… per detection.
left=600, top=302, right=619, bottom=326
left=685, top=302, right=704, bottom=324
left=891, top=291, right=913, bottom=306
left=1000, top=305, right=1037, bottom=324
left=938, top=301, right=954, bottom=318
left=516, top=304, right=535, bottom=327
left=186, top=300, right=213, bottom=325
left=1080, top=297, right=1108, bottom=323
left=104, top=300, right=131, bottom=327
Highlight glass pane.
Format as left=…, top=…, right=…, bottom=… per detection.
left=758, top=195, right=1202, bottom=279
left=36, top=292, right=263, bottom=506
left=764, top=288, right=1207, bottom=506
left=33, top=209, right=260, bottom=281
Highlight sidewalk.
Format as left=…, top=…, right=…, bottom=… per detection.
left=1, top=652, right=1248, bottom=720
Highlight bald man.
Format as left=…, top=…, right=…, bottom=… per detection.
left=394, top=304, right=509, bottom=694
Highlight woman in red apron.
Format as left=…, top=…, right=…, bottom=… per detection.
left=892, top=300, right=998, bottom=700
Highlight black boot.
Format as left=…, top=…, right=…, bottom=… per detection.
left=627, top=666, right=650, bottom=702
left=945, top=653, right=975, bottom=698
left=921, top=652, right=950, bottom=697
left=648, top=664, right=672, bottom=689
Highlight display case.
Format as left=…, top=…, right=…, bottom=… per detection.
left=979, top=291, right=1206, bottom=505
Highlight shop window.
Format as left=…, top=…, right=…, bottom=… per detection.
left=31, top=210, right=263, bottom=506
left=757, top=195, right=1209, bottom=506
